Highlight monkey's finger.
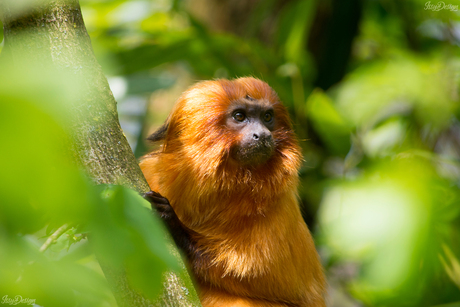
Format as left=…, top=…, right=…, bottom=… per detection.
left=143, top=190, right=170, bottom=205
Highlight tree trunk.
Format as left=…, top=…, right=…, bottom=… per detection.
left=0, top=1, right=200, bottom=306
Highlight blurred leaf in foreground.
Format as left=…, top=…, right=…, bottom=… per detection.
left=0, top=56, right=178, bottom=305
left=319, top=157, right=460, bottom=306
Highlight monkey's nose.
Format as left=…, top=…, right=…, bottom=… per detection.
left=252, top=132, right=273, bottom=145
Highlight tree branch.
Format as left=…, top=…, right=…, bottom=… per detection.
left=39, top=224, right=71, bottom=253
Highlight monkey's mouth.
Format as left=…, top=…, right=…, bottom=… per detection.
left=231, top=139, right=275, bottom=166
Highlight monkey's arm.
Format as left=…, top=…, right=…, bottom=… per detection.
left=143, top=191, right=199, bottom=260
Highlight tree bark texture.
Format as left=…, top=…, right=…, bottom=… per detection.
left=0, top=1, right=201, bottom=306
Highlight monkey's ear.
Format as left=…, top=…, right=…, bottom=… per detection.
left=147, top=122, right=169, bottom=142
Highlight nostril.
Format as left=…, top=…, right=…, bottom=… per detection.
left=253, top=134, right=259, bottom=140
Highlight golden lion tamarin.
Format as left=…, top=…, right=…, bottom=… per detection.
left=141, top=77, right=326, bottom=307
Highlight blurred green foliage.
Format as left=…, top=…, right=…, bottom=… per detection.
left=0, top=65, right=177, bottom=306
left=1, top=0, right=460, bottom=306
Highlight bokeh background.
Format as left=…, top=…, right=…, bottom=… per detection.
left=83, top=1, right=460, bottom=305
left=1, top=0, right=460, bottom=306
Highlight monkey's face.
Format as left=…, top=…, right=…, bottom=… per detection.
left=149, top=77, right=300, bottom=178
left=226, top=95, right=275, bottom=166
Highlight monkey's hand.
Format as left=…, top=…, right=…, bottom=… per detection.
left=143, top=191, right=197, bottom=259
left=143, top=190, right=175, bottom=220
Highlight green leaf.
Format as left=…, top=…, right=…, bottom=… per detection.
left=89, top=185, right=178, bottom=299
left=283, top=0, right=316, bottom=65
left=306, top=88, right=352, bottom=154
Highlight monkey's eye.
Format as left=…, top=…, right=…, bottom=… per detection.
left=245, top=95, right=254, bottom=101
left=263, top=112, right=273, bottom=122
left=233, top=112, right=246, bottom=122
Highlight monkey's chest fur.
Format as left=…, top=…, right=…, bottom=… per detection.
left=175, top=192, right=322, bottom=305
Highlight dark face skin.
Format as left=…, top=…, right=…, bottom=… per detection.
left=226, top=95, right=275, bottom=166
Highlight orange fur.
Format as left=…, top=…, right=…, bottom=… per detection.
left=140, top=77, right=326, bottom=307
